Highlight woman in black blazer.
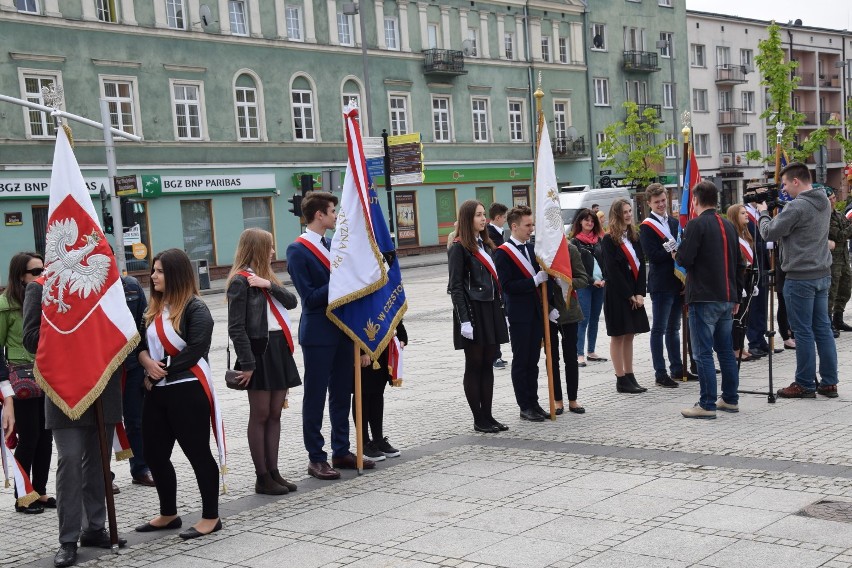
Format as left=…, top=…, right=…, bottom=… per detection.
left=448, top=200, right=510, bottom=433
left=600, top=199, right=650, bottom=394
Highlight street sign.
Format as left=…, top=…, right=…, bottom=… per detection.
left=388, top=133, right=424, bottom=185
left=123, top=223, right=141, bottom=244
left=114, top=174, right=139, bottom=196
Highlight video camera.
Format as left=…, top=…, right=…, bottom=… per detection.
left=743, top=183, right=785, bottom=211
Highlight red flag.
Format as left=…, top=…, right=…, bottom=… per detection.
left=34, top=128, right=140, bottom=420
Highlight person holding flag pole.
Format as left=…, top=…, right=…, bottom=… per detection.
left=678, top=124, right=699, bottom=382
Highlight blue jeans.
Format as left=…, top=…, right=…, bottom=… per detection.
left=577, top=285, right=604, bottom=355
left=688, top=302, right=739, bottom=411
left=650, top=291, right=684, bottom=378
left=784, top=276, right=838, bottom=390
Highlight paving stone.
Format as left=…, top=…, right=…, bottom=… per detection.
left=612, top=527, right=736, bottom=563
left=323, top=516, right=428, bottom=545
left=563, top=471, right=656, bottom=493
left=715, top=487, right=824, bottom=513
left=463, top=534, right=576, bottom=568
left=758, top=514, right=852, bottom=547
left=699, top=539, right=835, bottom=568
left=444, top=478, right=536, bottom=501
left=624, top=478, right=723, bottom=499
left=491, top=465, right=573, bottom=484
left=572, top=550, right=689, bottom=568
left=329, top=492, right=421, bottom=515
left=521, top=515, right=624, bottom=546
left=440, top=460, right=520, bottom=478
left=675, top=503, right=789, bottom=533
left=453, top=507, right=560, bottom=535
left=384, top=498, right=478, bottom=523
left=582, top=493, right=686, bottom=520
left=183, top=533, right=291, bottom=563
left=397, top=526, right=503, bottom=558
left=516, top=486, right=615, bottom=510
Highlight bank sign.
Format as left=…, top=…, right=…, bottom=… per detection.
left=141, top=174, right=276, bottom=197
left=0, top=178, right=109, bottom=199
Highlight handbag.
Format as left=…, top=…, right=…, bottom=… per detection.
left=8, top=363, right=42, bottom=399
left=224, top=342, right=247, bottom=390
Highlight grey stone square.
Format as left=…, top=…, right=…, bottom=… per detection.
left=329, top=491, right=421, bottom=515
left=343, top=555, right=436, bottom=568
left=244, top=541, right=352, bottom=568
left=714, top=487, right=822, bottom=513
left=624, top=478, right=723, bottom=499
left=700, top=539, right=835, bottom=568
left=758, top=514, right=852, bottom=547
left=322, top=515, right=428, bottom=545
left=574, top=550, right=689, bottom=568
left=522, top=515, right=625, bottom=546
left=454, top=506, right=561, bottom=535
left=398, top=526, right=503, bottom=557
left=464, top=534, right=578, bottom=568
left=390, top=472, right=478, bottom=494
left=565, top=471, right=656, bottom=492
left=491, top=464, right=573, bottom=484
left=517, top=485, right=616, bottom=510
left=267, top=509, right=365, bottom=534
left=143, top=556, right=232, bottom=568
left=582, top=493, right=686, bottom=520
left=444, top=477, right=536, bottom=500
left=613, top=527, right=736, bottom=562
left=441, top=459, right=521, bottom=478
left=676, top=503, right=789, bottom=533
left=384, top=497, right=479, bottom=523
left=183, top=533, right=291, bottom=563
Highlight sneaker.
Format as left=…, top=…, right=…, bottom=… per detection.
left=816, top=384, right=839, bottom=398
left=362, top=441, right=386, bottom=461
left=655, top=375, right=679, bottom=388
left=716, top=399, right=739, bottom=413
left=375, top=437, right=401, bottom=458
left=680, top=404, right=717, bottom=419
left=777, top=382, right=816, bottom=399
left=493, top=358, right=507, bottom=369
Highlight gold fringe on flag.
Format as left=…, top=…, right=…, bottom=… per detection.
left=114, top=449, right=133, bottom=461
left=16, top=489, right=40, bottom=508
left=62, top=122, right=74, bottom=148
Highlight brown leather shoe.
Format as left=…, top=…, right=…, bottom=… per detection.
left=331, top=452, right=375, bottom=470
left=132, top=472, right=156, bottom=487
left=307, top=461, right=341, bottom=480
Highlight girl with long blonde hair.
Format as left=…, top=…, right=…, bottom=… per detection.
left=727, top=204, right=757, bottom=361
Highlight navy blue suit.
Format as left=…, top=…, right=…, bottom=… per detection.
left=286, top=237, right=353, bottom=463
left=494, top=240, right=544, bottom=411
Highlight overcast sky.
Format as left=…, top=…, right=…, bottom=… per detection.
left=685, top=0, right=852, bottom=32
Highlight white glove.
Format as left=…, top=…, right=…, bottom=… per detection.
left=460, top=322, right=474, bottom=340
left=752, top=285, right=759, bottom=297
left=742, top=288, right=748, bottom=299
left=505, top=317, right=510, bottom=331
left=663, top=239, right=679, bottom=253
left=533, top=271, right=548, bottom=286
left=549, top=309, right=560, bottom=323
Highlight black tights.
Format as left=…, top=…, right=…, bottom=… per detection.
left=463, top=344, right=498, bottom=424
left=247, top=389, right=288, bottom=474
left=352, top=373, right=387, bottom=442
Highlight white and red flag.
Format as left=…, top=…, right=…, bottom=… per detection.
left=1, top=395, right=39, bottom=507
left=34, top=127, right=140, bottom=419
left=533, top=118, right=573, bottom=300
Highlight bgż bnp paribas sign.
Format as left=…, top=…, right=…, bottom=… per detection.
left=140, top=174, right=276, bottom=197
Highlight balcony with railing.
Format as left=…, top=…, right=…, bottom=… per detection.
left=828, top=148, right=843, bottom=163
left=800, top=111, right=817, bottom=125
left=719, top=151, right=749, bottom=169
left=553, top=136, right=587, bottom=159
left=717, top=108, right=748, bottom=127
left=715, top=64, right=748, bottom=85
left=794, top=72, right=816, bottom=87
left=622, top=51, right=660, bottom=72
left=422, top=49, right=468, bottom=76
left=819, top=75, right=842, bottom=89
left=634, top=104, right=663, bottom=122
left=820, top=111, right=841, bottom=124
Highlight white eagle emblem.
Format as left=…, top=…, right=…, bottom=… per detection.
left=42, top=218, right=111, bottom=313
left=543, top=187, right=563, bottom=232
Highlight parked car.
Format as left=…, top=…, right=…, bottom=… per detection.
left=558, top=185, right=633, bottom=233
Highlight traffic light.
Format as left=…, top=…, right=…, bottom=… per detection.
left=120, top=197, right=133, bottom=226
left=102, top=208, right=114, bottom=235
left=288, top=194, right=303, bottom=218
left=300, top=174, right=317, bottom=196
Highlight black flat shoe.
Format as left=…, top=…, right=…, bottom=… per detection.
left=179, top=519, right=222, bottom=540
left=136, top=517, right=182, bottom=532
left=41, top=497, right=57, bottom=509
left=489, top=420, right=509, bottom=431
left=569, top=406, right=586, bottom=414
left=15, top=501, right=44, bottom=514
left=555, top=407, right=564, bottom=415
left=474, top=422, right=500, bottom=433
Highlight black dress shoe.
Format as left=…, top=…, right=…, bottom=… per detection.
left=53, top=543, right=77, bottom=568
left=308, top=461, right=341, bottom=480
left=474, top=422, right=499, bottom=433
left=488, top=419, right=509, bottom=431
left=534, top=405, right=550, bottom=418
left=179, top=519, right=222, bottom=540
left=519, top=408, right=545, bottom=422
left=79, top=528, right=127, bottom=548
left=136, top=516, right=182, bottom=532
left=332, top=452, right=376, bottom=470
left=569, top=406, right=586, bottom=414
left=655, top=375, right=679, bottom=388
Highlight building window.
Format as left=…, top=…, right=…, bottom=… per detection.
left=172, top=82, right=204, bottom=140
left=692, top=89, right=708, bottom=112
left=662, top=82, right=673, bottom=109
left=553, top=101, right=569, bottom=140
left=596, top=132, right=607, bottom=159
left=384, top=17, right=399, bottom=50
left=15, top=0, right=39, bottom=13
left=559, top=37, right=568, bottom=64
left=467, top=28, right=478, bottom=57
left=229, top=1, right=248, bottom=35
left=291, top=89, right=315, bottom=141
left=541, top=36, right=551, bottom=62
left=665, top=134, right=676, bottom=158
left=337, top=12, right=353, bottom=45
left=623, top=26, right=644, bottom=51
left=427, top=23, right=439, bottom=49
left=472, top=98, right=489, bottom=142
left=180, top=200, right=215, bottom=265
left=742, top=91, right=755, bottom=113
left=716, top=46, right=730, bottom=66
left=743, top=132, right=757, bottom=152
left=21, top=72, right=59, bottom=138
left=166, top=0, right=185, bottom=29
left=389, top=94, right=409, bottom=136
left=719, top=91, right=731, bottom=111
left=508, top=99, right=524, bottom=142
left=504, top=32, right=514, bottom=59
left=591, top=23, right=607, bottom=51
left=690, top=44, right=705, bottom=67
left=235, top=85, right=260, bottom=141
left=659, top=32, right=673, bottom=58
left=694, top=133, right=710, bottom=156
left=659, top=0, right=672, bottom=6
left=96, top=0, right=117, bottom=22
left=102, top=78, right=138, bottom=136
left=432, top=96, right=451, bottom=142
left=720, top=132, right=733, bottom=154
left=594, top=78, right=610, bottom=106
left=242, top=197, right=274, bottom=235
left=625, top=80, right=648, bottom=104
left=286, top=5, right=303, bottom=41
left=740, top=48, right=753, bottom=71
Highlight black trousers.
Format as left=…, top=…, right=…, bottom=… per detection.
left=13, top=396, right=52, bottom=496
left=142, top=381, right=219, bottom=519
left=353, top=363, right=388, bottom=442
left=550, top=322, right=579, bottom=402
left=509, top=320, right=543, bottom=410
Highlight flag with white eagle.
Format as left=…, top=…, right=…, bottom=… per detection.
left=533, top=117, right=573, bottom=300
left=34, top=127, right=140, bottom=419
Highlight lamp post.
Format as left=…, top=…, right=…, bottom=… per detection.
left=834, top=59, right=851, bottom=140
left=343, top=1, right=373, bottom=137
left=657, top=37, right=680, bottom=199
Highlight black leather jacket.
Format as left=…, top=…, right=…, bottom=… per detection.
left=227, top=274, right=298, bottom=371
left=448, top=241, right=503, bottom=324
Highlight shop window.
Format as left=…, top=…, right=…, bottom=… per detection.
left=180, top=200, right=216, bottom=265
left=242, top=197, right=274, bottom=250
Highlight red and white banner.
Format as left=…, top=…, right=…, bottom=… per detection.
left=498, top=243, right=535, bottom=278
left=1, top=397, right=39, bottom=507
left=112, top=423, right=132, bottom=461
left=237, top=270, right=294, bottom=353
left=532, top=118, right=573, bottom=300
left=387, top=337, right=404, bottom=387
left=34, top=127, right=140, bottom=419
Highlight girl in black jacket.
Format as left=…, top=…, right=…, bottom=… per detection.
left=227, top=228, right=300, bottom=496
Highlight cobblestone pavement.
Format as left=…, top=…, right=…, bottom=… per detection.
left=5, top=260, right=852, bottom=568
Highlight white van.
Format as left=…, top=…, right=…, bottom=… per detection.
left=558, top=185, right=633, bottom=233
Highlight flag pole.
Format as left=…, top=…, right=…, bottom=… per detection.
left=680, top=125, right=692, bottom=383
left=354, top=344, right=364, bottom=474
left=533, top=76, right=556, bottom=421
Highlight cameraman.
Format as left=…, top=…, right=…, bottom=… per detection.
left=756, top=163, right=838, bottom=398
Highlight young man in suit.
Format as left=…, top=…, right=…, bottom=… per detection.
left=639, top=183, right=691, bottom=387
left=493, top=206, right=557, bottom=422
left=487, top=203, right=509, bottom=368
left=286, top=192, right=375, bottom=480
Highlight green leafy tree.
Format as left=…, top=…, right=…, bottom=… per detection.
left=598, top=101, right=673, bottom=189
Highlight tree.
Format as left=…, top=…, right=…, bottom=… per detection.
left=598, top=101, right=673, bottom=189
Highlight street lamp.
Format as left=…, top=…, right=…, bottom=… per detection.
left=342, top=2, right=373, bottom=136
left=834, top=59, right=851, bottom=140
left=656, top=37, right=680, bottom=201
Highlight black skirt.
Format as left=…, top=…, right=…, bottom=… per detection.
left=453, top=299, right=510, bottom=350
left=236, top=330, right=302, bottom=391
left=603, top=289, right=650, bottom=337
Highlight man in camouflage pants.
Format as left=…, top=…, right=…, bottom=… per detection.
left=827, top=186, right=852, bottom=335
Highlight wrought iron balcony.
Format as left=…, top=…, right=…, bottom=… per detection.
left=553, top=136, right=587, bottom=159
left=622, top=51, right=660, bottom=72
left=715, top=64, right=748, bottom=84
left=422, top=49, right=468, bottom=76
left=717, top=108, right=748, bottom=127
left=820, top=111, right=841, bottom=124
left=635, top=104, right=663, bottom=122
left=801, top=111, right=816, bottom=125
left=793, top=72, right=815, bottom=87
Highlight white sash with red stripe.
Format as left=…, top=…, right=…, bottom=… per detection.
left=641, top=216, right=674, bottom=241
left=739, top=238, right=754, bottom=266
left=387, top=337, right=404, bottom=387
left=846, top=209, right=852, bottom=221
left=1, top=397, right=39, bottom=507
left=620, top=238, right=640, bottom=280
left=473, top=246, right=501, bottom=292
left=498, top=242, right=535, bottom=278
left=745, top=205, right=758, bottom=225
left=148, top=308, right=228, bottom=492
left=297, top=232, right=331, bottom=271
left=238, top=270, right=295, bottom=353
